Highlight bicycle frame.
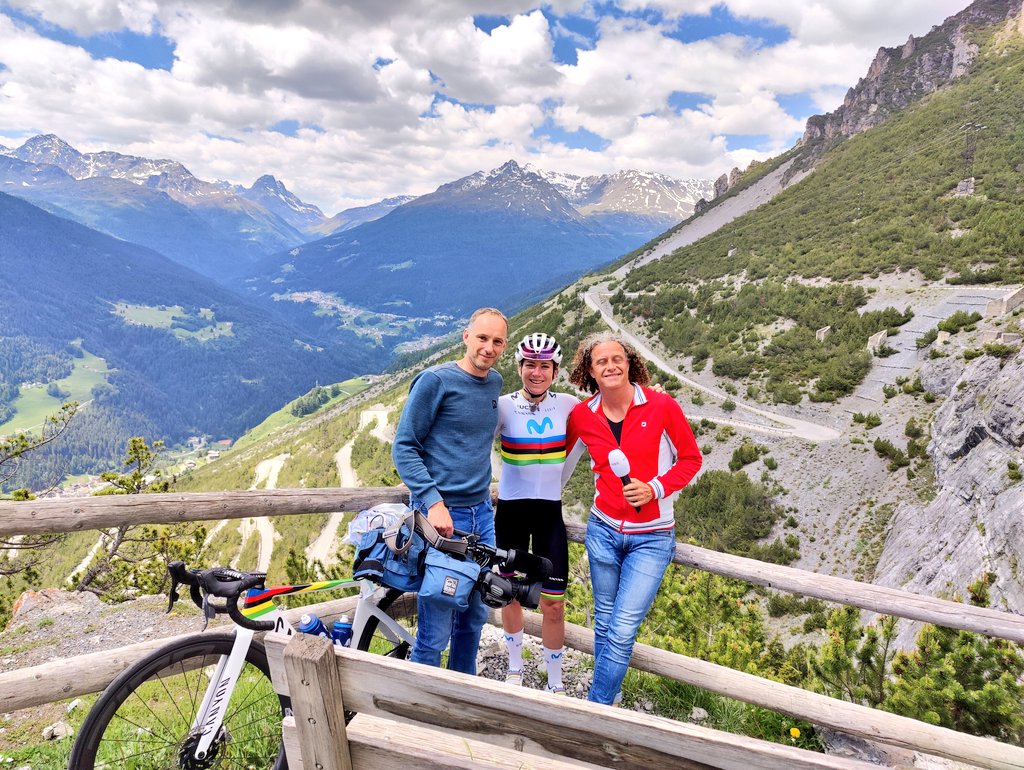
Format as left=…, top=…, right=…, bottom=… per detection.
left=184, top=577, right=414, bottom=763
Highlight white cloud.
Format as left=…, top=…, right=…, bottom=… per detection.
left=399, top=11, right=561, bottom=105
left=615, top=0, right=971, bottom=46
left=4, top=0, right=160, bottom=34
left=0, top=0, right=982, bottom=213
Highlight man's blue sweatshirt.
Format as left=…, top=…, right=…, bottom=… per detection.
left=392, top=361, right=502, bottom=510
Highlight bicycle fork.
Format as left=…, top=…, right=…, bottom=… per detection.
left=188, top=627, right=256, bottom=761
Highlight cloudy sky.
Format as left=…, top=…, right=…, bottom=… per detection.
left=0, top=0, right=970, bottom=213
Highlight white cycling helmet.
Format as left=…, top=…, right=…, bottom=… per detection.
left=515, top=332, right=562, bottom=366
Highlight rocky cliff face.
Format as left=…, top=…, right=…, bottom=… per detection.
left=800, top=0, right=1023, bottom=151
left=873, top=348, right=1024, bottom=643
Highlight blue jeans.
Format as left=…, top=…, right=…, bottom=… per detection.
left=410, top=499, right=495, bottom=674
left=585, top=517, right=675, bottom=704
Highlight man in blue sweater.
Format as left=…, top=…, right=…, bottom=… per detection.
left=391, top=307, right=508, bottom=673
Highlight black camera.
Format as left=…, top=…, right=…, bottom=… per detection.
left=447, top=530, right=552, bottom=609
left=476, top=570, right=543, bottom=609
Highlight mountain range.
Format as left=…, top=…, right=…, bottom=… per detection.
left=0, top=130, right=712, bottom=478
left=0, top=188, right=379, bottom=409
left=0, top=135, right=711, bottom=282
left=0, top=190, right=383, bottom=489
left=236, top=160, right=711, bottom=349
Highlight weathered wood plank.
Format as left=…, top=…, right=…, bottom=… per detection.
left=0, top=596, right=358, bottom=713
left=0, top=628, right=229, bottom=712
left=285, top=713, right=609, bottom=770
left=504, top=612, right=1024, bottom=770
left=319, top=645, right=876, bottom=770
left=0, top=486, right=408, bottom=536
left=284, top=634, right=353, bottom=770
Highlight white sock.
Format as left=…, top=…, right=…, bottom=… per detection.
left=543, top=646, right=564, bottom=689
left=504, top=629, right=524, bottom=672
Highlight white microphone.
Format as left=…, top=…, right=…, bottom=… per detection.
left=607, top=448, right=641, bottom=513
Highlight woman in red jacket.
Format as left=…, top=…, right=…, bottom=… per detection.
left=565, top=332, right=702, bottom=705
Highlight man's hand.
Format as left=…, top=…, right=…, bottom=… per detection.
left=427, top=500, right=454, bottom=537
left=623, top=478, right=654, bottom=508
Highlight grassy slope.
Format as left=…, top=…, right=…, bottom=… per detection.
left=0, top=348, right=108, bottom=434
left=627, top=31, right=1024, bottom=289
left=230, top=377, right=372, bottom=453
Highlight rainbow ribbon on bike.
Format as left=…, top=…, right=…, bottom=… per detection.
left=240, top=579, right=357, bottom=619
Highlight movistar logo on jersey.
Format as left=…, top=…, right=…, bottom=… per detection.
left=527, top=417, right=554, bottom=435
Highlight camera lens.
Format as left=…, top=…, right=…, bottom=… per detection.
left=476, top=571, right=515, bottom=608
left=511, top=579, right=542, bottom=610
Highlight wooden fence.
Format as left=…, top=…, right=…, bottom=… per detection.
left=3, top=488, right=1021, bottom=642
left=268, top=632, right=878, bottom=770
left=1, top=488, right=1023, bottom=768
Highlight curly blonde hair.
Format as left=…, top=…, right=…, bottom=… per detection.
left=568, top=332, right=650, bottom=394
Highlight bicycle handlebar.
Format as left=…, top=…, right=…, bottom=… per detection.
left=167, top=561, right=274, bottom=632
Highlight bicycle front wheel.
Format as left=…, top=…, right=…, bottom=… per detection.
left=69, top=631, right=289, bottom=770
left=354, top=588, right=418, bottom=658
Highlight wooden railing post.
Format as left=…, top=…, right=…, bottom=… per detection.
left=283, top=634, right=352, bottom=770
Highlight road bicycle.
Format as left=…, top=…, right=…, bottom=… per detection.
left=68, top=525, right=550, bottom=769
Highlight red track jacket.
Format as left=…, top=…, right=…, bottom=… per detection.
left=565, top=384, right=702, bottom=533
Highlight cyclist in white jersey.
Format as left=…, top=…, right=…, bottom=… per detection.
left=495, top=333, right=583, bottom=694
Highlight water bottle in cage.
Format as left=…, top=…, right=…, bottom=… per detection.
left=297, top=612, right=329, bottom=638
left=332, top=614, right=353, bottom=647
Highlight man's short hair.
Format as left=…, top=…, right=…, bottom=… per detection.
left=467, top=307, right=508, bottom=329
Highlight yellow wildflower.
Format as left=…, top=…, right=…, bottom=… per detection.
left=790, top=727, right=801, bottom=739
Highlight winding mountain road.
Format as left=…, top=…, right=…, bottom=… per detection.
left=305, top=408, right=391, bottom=566
left=579, top=157, right=841, bottom=442
left=583, top=286, right=843, bottom=442
left=230, top=453, right=287, bottom=572
left=583, top=161, right=1018, bottom=443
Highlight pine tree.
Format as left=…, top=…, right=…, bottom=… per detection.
left=884, top=574, right=1024, bottom=742
left=807, top=606, right=896, bottom=707
left=74, top=437, right=206, bottom=598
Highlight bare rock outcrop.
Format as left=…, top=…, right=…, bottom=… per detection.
left=874, top=349, right=1024, bottom=645
left=800, top=0, right=1022, bottom=153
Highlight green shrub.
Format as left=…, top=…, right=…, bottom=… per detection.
left=729, top=441, right=767, bottom=471
left=853, top=412, right=882, bottom=429
left=767, top=594, right=827, bottom=618
left=770, top=380, right=802, bottom=405
left=902, top=378, right=924, bottom=395
left=984, top=343, right=1017, bottom=360
left=873, top=438, right=910, bottom=470
left=674, top=470, right=786, bottom=559
left=916, top=328, right=939, bottom=348
left=938, top=311, right=982, bottom=334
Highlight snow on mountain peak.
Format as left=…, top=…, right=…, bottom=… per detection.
left=520, top=163, right=713, bottom=217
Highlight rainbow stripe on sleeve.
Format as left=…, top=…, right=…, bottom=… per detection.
left=500, top=433, right=567, bottom=466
